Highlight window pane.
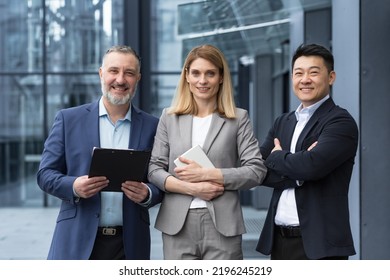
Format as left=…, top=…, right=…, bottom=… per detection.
left=45, top=0, right=124, bottom=72
left=150, top=74, right=181, bottom=116
left=0, top=74, right=43, bottom=206
left=45, top=74, right=101, bottom=128
left=0, top=1, right=43, bottom=72
left=0, top=0, right=123, bottom=207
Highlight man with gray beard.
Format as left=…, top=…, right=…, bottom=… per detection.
left=37, top=45, right=163, bottom=260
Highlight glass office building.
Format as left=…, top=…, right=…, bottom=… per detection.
left=0, top=0, right=389, bottom=259
left=0, top=0, right=124, bottom=207
left=0, top=0, right=296, bottom=207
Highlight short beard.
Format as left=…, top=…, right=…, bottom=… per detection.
left=101, top=85, right=134, bottom=105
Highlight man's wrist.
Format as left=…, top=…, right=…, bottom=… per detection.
left=139, top=186, right=152, bottom=206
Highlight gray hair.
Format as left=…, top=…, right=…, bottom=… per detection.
left=102, top=45, right=141, bottom=70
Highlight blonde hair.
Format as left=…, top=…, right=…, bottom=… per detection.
left=168, top=44, right=236, bottom=118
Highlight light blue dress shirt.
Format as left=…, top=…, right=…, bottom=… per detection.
left=98, top=98, right=131, bottom=226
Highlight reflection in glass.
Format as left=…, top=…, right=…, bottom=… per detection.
left=45, top=0, right=123, bottom=72
left=0, top=75, right=43, bottom=206
left=0, top=0, right=123, bottom=207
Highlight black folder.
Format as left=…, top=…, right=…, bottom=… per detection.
left=88, top=148, right=151, bottom=192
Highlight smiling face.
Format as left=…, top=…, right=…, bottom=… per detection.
left=99, top=52, right=141, bottom=105
left=292, top=55, right=336, bottom=107
left=186, top=58, right=223, bottom=105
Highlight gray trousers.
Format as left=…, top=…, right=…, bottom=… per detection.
left=162, top=208, right=243, bottom=260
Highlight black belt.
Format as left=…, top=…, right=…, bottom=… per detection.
left=97, top=226, right=123, bottom=236
left=275, top=225, right=301, bottom=237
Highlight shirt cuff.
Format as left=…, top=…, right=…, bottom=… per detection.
left=138, top=185, right=152, bottom=207
left=296, top=180, right=304, bottom=186
left=73, top=186, right=81, bottom=203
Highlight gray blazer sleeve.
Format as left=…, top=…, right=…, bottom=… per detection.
left=148, top=108, right=172, bottom=191
left=218, top=109, right=267, bottom=190
left=148, top=108, right=267, bottom=191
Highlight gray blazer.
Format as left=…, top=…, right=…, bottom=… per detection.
left=148, top=108, right=267, bottom=237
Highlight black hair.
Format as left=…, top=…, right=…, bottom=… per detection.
left=292, top=43, right=334, bottom=72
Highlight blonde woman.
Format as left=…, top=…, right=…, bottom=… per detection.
left=148, top=44, right=267, bottom=260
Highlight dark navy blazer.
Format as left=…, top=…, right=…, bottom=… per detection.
left=256, top=98, right=358, bottom=259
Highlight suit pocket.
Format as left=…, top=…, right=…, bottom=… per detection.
left=57, top=203, right=77, bottom=223
left=323, top=196, right=354, bottom=246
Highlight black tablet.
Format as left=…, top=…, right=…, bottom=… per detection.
left=88, top=148, right=151, bottom=192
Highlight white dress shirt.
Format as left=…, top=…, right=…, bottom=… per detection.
left=189, top=114, right=212, bottom=209
left=274, top=95, right=329, bottom=226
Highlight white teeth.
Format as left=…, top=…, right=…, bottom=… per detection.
left=113, top=87, right=127, bottom=91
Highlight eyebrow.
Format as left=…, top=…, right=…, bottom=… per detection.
left=107, top=66, right=138, bottom=72
left=293, top=66, right=321, bottom=71
left=189, top=68, right=218, bottom=72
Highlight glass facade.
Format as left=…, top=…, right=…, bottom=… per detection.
left=0, top=0, right=331, bottom=207
left=148, top=0, right=299, bottom=117
left=0, top=0, right=123, bottom=207
left=149, top=0, right=189, bottom=116
left=4, top=0, right=388, bottom=260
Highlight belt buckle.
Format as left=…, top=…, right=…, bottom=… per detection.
left=102, top=227, right=116, bottom=236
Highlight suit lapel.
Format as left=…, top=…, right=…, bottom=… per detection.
left=282, top=113, right=297, bottom=150
left=177, top=113, right=224, bottom=153
left=295, top=98, right=335, bottom=150
left=129, top=105, right=142, bottom=149
left=84, top=101, right=100, bottom=149
left=203, top=113, right=225, bottom=153
left=179, top=114, right=193, bottom=150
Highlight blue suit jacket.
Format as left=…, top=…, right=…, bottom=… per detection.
left=256, top=98, right=358, bottom=259
left=37, top=99, right=163, bottom=260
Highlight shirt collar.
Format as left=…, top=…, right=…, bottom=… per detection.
left=295, top=94, right=329, bottom=121
left=99, top=97, right=132, bottom=122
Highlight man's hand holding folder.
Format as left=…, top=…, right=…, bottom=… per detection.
left=88, top=147, right=151, bottom=192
